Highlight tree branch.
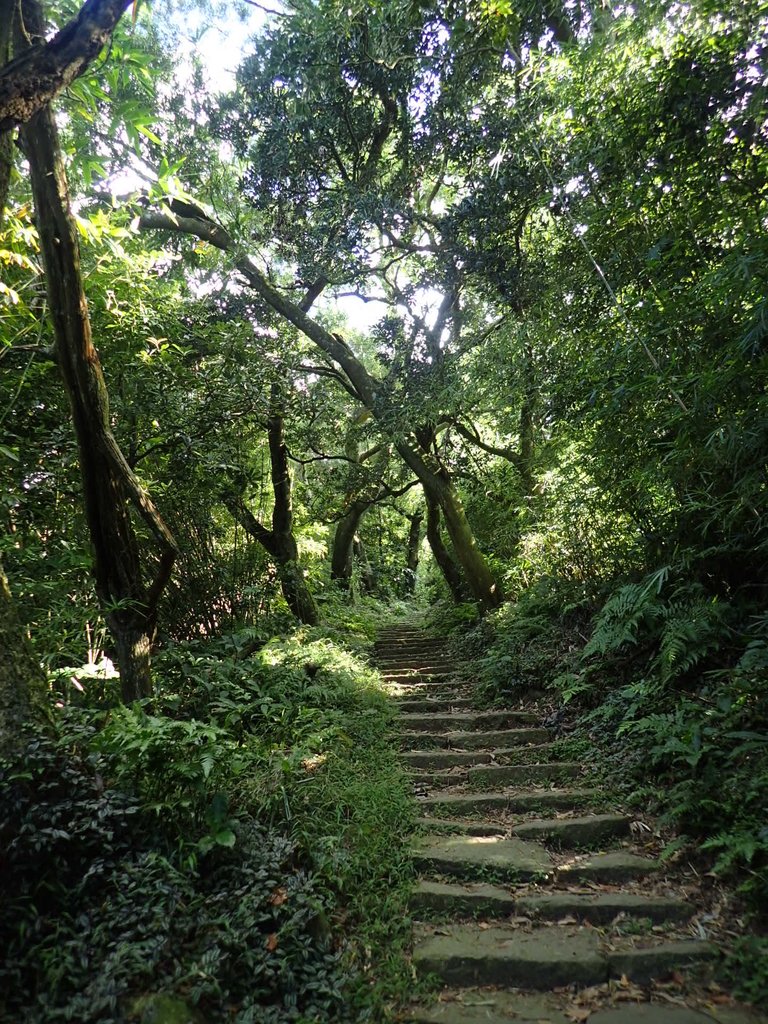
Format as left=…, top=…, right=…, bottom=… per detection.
left=0, top=0, right=133, bottom=130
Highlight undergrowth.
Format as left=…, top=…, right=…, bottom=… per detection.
left=0, top=626, right=414, bottom=1023
left=463, top=572, right=768, bottom=1006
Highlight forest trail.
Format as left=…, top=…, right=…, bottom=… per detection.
left=374, top=626, right=764, bottom=1024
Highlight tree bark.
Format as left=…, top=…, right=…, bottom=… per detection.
left=425, top=495, right=467, bottom=603
left=17, top=0, right=177, bottom=702
left=330, top=499, right=370, bottom=589
left=403, top=511, right=423, bottom=594
left=0, top=0, right=13, bottom=226
left=0, top=0, right=132, bottom=130
left=0, top=557, right=50, bottom=753
left=223, top=386, right=318, bottom=625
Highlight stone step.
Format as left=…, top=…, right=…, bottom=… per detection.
left=401, top=728, right=550, bottom=750
left=558, top=850, right=659, bottom=883
left=406, top=990, right=747, bottom=1023
left=514, top=891, right=694, bottom=924
left=416, top=818, right=506, bottom=837
left=468, top=762, right=582, bottom=787
left=411, top=881, right=693, bottom=924
left=400, top=711, right=538, bottom=732
left=412, top=924, right=715, bottom=989
left=512, top=813, right=630, bottom=847
left=413, top=923, right=605, bottom=988
left=409, top=768, right=470, bottom=787
left=418, top=788, right=602, bottom=816
left=404, top=750, right=495, bottom=770
left=383, top=671, right=451, bottom=683
left=376, top=644, right=446, bottom=655
left=606, top=941, right=717, bottom=982
left=382, top=666, right=456, bottom=677
left=411, top=834, right=552, bottom=882
left=397, top=698, right=475, bottom=713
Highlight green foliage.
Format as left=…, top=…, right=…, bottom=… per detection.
left=0, top=629, right=413, bottom=1022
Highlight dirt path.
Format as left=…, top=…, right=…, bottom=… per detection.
left=374, top=625, right=766, bottom=1024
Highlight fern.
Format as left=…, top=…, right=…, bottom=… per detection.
left=583, top=581, right=662, bottom=657
left=655, top=592, right=731, bottom=682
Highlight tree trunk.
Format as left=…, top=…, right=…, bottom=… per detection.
left=0, top=0, right=12, bottom=226
left=0, top=0, right=133, bottom=129
left=137, top=206, right=505, bottom=612
left=425, top=495, right=467, bottom=603
left=223, top=389, right=318, bottom=624
left=403, top=511, right=423, bottom=594
left=0, top=557, right=49, bottom=752
left=17, top=0, right=177, bottom=702
left=331, top=499, right=369, bottom=588
left=353, top=535, right=376, bottom=593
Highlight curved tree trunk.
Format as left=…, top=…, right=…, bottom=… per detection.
left=17, top=0, right=177, bottom=703
left=425, top=495, right=467, bottom=603
left=224, top=388, right=318, bottom=625
left=137, top=205, right=504, bottom=612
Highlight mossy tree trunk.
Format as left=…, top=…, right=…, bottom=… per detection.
left=16, top=0, right=177, bottom=702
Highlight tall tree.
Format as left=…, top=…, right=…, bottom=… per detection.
left=11, top=0, right=177, bottom=700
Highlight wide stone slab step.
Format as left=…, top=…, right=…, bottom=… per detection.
left=397, top=698, right=475, bottom=713
left=416, top=818, right=506, bottom=837
left=413, top=923, right=605, bottom=988
left=406, top=991, right=757, bottom=1024
left=419, top=788, right=602, bottom=816
left=512, top=813, right=631, bottom=847
left=411, top=879, right=516, bottom=916
left=411, top=881, right=694, bottom=924
left=404, top=750, right=495, bottom=770
left=400, top=711, right=538, bottom=732
left=557, top=850, right=659, bottom=883
left=401, top=728, right=550, bottom=750
left=606, top=940, right=717, bottom=982
left=468, top=762, right=581, bottom=787
left=412, top=834, right=552, bottom=881
left=413, top=924, right=715, bottom=989
left=514, top=891, right=694, bottom=924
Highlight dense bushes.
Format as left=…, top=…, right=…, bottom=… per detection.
left=0, top=630, right=413, bottom=1023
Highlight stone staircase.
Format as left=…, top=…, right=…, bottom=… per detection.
left=374, top=625, right=762, bottom=1024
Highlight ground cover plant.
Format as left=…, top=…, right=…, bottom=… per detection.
left=0, top=629, right=415, bottom=1023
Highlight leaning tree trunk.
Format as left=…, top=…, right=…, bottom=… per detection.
left=136, top=204, right=505, bottom=612
left=425, top=495, right=467, bottom=603
left=17, top=0, right=177, bottom=702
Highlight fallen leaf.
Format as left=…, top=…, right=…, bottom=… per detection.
left=566, top=1009, right=591, bottom=1022
left=265, top=933, right=278, bottom=952
left=269, top=887, right=288, bottom=906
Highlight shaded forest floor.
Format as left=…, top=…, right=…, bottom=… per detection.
left=0, top=600, right=766, bottom=1023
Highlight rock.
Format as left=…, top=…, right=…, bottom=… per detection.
left=511, top=813, right=631, bottom=846
left=410, top=879, right=516, bottom=916
left=557, top=850, right=659, bottom=883
left=413, top=923, right=605, bottom=987
left=412, top=834, right=552, bottom=881
left=514, top=891, right=693, bottom=923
